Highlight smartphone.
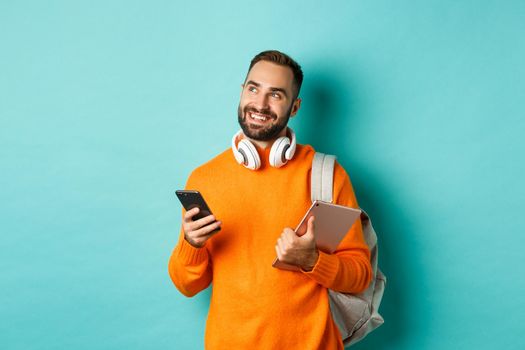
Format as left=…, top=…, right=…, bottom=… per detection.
left=175, top=190, right=215, bottom=221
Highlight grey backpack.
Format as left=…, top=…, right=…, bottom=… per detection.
left=311, top=152, right=386, bottom=346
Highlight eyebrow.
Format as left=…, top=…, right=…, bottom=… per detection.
left=245, top=80, right=289, bottom=98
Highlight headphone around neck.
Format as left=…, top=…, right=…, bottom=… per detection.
left=231, top=128, right=297, bottom=170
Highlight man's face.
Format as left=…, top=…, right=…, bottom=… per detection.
left=238, top=61, right=301, bottom=141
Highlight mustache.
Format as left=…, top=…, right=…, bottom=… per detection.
left=244, top=106, right=277, bottom=120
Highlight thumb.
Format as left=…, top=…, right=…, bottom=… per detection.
left=304, top=216, right=315, bottom=239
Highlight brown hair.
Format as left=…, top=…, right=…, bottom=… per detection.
left=246, top=50, right=303, bottom=100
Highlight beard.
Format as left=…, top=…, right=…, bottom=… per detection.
left=237, top=104, right=292, bottom=141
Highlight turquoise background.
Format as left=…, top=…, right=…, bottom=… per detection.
left=1, top=1, right=524, bottom=349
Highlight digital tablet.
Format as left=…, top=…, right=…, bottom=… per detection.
left=272, top=200, right=362, bottom=271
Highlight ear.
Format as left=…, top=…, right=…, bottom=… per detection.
left=290, top=98, right=302, bottom=117
left=240, top=83, right=244, bottom=97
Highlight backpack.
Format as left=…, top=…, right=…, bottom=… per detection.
left=311, top=152, right=386, bottom=346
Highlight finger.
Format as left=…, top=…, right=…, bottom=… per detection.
left=275, top=243, right=284, bottom=261
left=283, top=228, right=296, bottom=243
left=192, top=220, right=222, bottom=238
left=183, top=207, right=201, bottom=222
left=276, top=237, right=282, bottom=251
left=190, top=224, right=222, bottom=247
left=192, top=220, right=221, bottom=238
left=277, top=236, right=289, bottom=254
left=305, top=216, right=315, bottom=237
left=187, top=214, right=217, bottom=232
left=193, top=214, right=217, bottom=228
left=193, top=227, right=221, bottom=246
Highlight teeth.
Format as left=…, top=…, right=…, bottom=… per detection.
left=250, top=113, right=268, bottom=121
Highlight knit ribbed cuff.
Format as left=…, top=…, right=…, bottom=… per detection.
left=176, top=237, right=209, bottom=266
left=302, top=250, right=340, bottom=288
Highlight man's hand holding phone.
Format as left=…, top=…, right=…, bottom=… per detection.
left=182, top=207, right=222, bottom=248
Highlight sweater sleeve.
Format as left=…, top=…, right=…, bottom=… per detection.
left=167, top=171, right=213, bottom=297
left=302, top=162, right=373, bottom=293
left=168, top=227, right=213, bottom=297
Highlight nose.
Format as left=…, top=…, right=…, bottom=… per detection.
left=253, top=92, right=269, bottom=110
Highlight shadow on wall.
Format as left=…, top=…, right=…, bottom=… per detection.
left=294, top=67, right=425, bottom=349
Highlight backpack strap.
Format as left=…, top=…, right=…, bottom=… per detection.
left=311, top=151, right=386, bottom=345
left=311, top=152, right=337, bottom=203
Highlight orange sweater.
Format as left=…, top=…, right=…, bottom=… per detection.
left=168, top=144, right=372, bottom=349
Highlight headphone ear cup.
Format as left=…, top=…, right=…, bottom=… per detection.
left=238, top=139, right=261, bottom=170
left=269, top=136, right=291, bottom=168
left=231, top=131, right=245, bottom=165
left=284, top=128, right=296, bottom=160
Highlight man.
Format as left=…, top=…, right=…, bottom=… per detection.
left=168, top=50, right=372, bottom=349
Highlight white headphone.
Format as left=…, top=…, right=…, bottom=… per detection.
left=231, top=128, right=297, bottom=170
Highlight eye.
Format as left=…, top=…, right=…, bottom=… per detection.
left=271, top=92, right=281, bottom=99
left=248, top=86, right=257, bottom=93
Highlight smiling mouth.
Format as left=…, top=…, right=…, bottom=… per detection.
left=249, top=112, right=271, bottom=122
left=246, top=107, right=276, bottom=123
